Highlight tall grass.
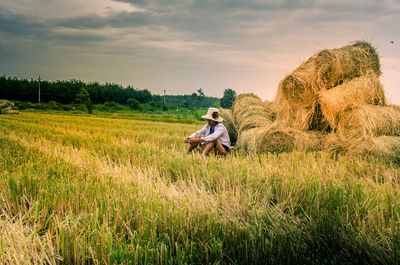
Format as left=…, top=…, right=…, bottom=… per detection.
left=0, top=112, right=400, bottom=264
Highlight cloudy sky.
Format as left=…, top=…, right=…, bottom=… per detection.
left=0, top=0, right=399, bottom=103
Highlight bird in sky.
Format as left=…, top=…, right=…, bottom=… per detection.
left=390, top=41, right=394, bottom=44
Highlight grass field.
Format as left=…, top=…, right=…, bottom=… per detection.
left=1, top=112, right=400, bottom=264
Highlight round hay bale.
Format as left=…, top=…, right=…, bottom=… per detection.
left=236, top=127, right=260, bottom=153
left=219, top=108, right=237, bottom=146
left=237, top=124, right=323, bottom=154
left=232, top=93, right=274, bottom=133
left=346, top=136, right=400, bottom=164
left=315, top=41, right=381, bottom=89
left=275, top=58, right=319, bottom=109
left=337, top=105, right=400, bottom=137
left=319, top=73, right=386, bottom=128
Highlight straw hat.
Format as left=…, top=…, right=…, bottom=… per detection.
left=201, top=107, right=224, bottom=122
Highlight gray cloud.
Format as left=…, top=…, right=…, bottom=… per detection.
left=0, top=8, right=49, bottom=37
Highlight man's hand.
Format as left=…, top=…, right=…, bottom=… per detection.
left=185, top=135, right=202, bottom=144
left=190, top=137, right=202, bottom=144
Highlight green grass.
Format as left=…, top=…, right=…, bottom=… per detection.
left=0, top=112, right=400, bottom=264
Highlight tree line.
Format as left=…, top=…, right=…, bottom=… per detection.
left=0, top=76, right=237, bottom=110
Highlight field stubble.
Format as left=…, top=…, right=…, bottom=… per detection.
left=0, top=112, right=400, bottom=264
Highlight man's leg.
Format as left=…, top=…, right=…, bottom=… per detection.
left=201, top=141, right=215, bottom=156
left=201, top=139, right=227, bottom=157
left=214, top=139, right=228, bottom=156
left=187, top=142, right=199, bottom=154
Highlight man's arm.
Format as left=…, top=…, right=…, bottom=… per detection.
left=189, top=124, right=208, bottom=138
left=200, top=125, right=224, bottom=142
left=185, top=124, right=208, bottom=142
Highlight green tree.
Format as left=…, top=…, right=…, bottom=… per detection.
left=76, top=88, right=93, bottom=114
left=220, top=88, right=237, bottom=109
left=127, top=98, right=141, bottom=110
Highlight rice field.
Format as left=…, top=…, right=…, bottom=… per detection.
left=1, top=112, right=400, bottom=264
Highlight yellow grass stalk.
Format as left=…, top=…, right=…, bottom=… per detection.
left=0, top=213, right=57, bottom=264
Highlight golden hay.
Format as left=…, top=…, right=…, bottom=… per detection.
left=219, top=108, right=237, bottom=145
left=232, top=94, right=274, bottom=133
left=263, top=100, right=277, bottom=120
left=319, top=74, right=386, bottom=128
left=390, top=104, right=400, bottom=111
left=237, top=124, right=323, bottom=154
left=322, top=133, right=346, bottom=154
left=346, top=136, right=400, bottom=164
left=274, top=102, right=329, bottom=131
left=276, top=58, right=319, bottom=109
left=315, top=41, right=381, bottom=89
left=337, top=105, right=400, bottom=137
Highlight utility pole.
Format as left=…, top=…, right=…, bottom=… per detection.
left=163, top=89, right=166, bottom=107
left=38, top=76, right=41, bottom=103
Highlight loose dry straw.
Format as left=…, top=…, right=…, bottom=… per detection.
left=219, top=108, right=237, bottom=145
left=337, top=105, right=400, bottom=138
left=346, top=136, right=400, bottom=163
left=319, top=73, right=386, bottom=128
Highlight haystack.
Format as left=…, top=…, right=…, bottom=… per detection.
left=0, top=99, right=19, bottom=114
left=274, top=41, right=380, bottom=133
left=219, top=108, right=237, bottom=146
left=319, top=73, right=386, bottom=128
left=232, top=94, right=275, bottom=133
left=315, top=41, right=381, bottom=89
left=337, top=105, right=400, bottom=138
left=237, top=124, right=323, bottom=154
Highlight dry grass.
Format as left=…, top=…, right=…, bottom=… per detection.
left=0, top=211, right=58, bottom=264
left=1, top=112, right=400, bottom=264
left=319, top=73, right=386, bottom=128
left=219, top=108, right=237, bottom=145
left=345, top=136, right=400, bottom=164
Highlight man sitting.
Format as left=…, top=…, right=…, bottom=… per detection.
left=185, top=107, right=231, bottom=156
